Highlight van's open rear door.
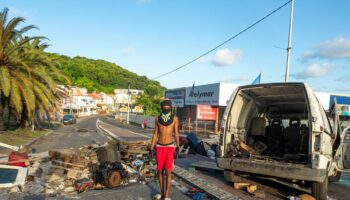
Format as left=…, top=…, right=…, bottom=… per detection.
left=333, top=103, right=350, bottom=172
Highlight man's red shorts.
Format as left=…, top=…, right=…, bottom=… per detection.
left=156, top=145, right=175, bottom=171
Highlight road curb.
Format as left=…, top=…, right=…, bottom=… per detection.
left=25, top=129, right=53, bottom=147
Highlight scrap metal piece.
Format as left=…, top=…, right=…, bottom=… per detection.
left=172, top=165, right=240, bottom=200
left=0, top=164, right=28, bottom=188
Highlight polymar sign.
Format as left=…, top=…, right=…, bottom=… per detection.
left=185, top=83, right=219, bottom=105
left=165, top=88, right=185, bottom=107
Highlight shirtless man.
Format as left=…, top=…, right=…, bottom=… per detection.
left=150, top=99, right=179, bottom=200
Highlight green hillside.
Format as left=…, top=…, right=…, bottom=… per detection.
left=48, top=53, right=165, bottom=95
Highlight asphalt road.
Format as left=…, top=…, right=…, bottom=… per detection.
left=4, top=115, right=349, bottom=200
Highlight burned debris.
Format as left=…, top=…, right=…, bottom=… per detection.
left=0, top=139, right=156, bottom=197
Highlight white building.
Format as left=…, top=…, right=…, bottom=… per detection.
left=114, top=89, right=144, bottom=113
left=61, top=86, right=95, bottom=117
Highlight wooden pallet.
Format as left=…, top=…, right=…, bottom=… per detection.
left=172, top=165, right=240, bottom=200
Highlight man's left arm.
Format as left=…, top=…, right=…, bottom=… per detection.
left=174, top=117, right=180, bottom=148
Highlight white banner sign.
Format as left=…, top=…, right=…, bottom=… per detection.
left=185, top=84, right=220, bottom=105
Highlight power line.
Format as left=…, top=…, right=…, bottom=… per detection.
left=152, top=0, right=292, bottom=80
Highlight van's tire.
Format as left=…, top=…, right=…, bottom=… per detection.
left=224, top=170, right=242, bottom=183
left=312, top=176, right=328, bottom=200
left=329, top=171, right=341, bottom=182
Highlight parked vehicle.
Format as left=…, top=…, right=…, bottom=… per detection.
left=63, top=114, right=77, bottom=125
left=216, top=82, right=350, bottom=200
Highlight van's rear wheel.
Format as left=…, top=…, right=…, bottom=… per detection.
left=224, top=170, right=242, bottom=183
left=312, top=176, right=328, bottom=200
left=329, top=171, right=341, bottom=182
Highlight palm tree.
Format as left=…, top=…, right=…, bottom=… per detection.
left=0, top=8, right=67, bottom=129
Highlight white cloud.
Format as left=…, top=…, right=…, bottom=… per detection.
left=291, top=63, right=333, bottom=79
left=121, top=47, right=135, bottom=55
left=212, top=48, right=242, bottom=66
left=301, top=37, right=350, bottom=62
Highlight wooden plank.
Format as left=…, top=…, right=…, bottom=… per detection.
left=0, top=142, right=19, bottom=151
left=121, top=149, right=149, bottom=154
left=51, top=160, right=87, bottom=168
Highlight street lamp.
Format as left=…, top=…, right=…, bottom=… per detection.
left=284, top=0, right=294, bottom=82
left=126, top=82, right=131, bottom=124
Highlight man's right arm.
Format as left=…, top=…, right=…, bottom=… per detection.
left=150, top=118, right=158, bottom=150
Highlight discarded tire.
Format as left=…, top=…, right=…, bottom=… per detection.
left=311, top=176, right=328, bottom=200
left=329, top=171, right=341, bottom=182
left=106, top=171, right=122, bottom=188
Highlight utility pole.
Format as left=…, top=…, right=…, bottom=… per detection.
left=284, top=0, right=294, bottom=82
left=126, top=82, right=131, bottom=124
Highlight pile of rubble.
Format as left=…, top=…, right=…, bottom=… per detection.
left=0, top=140, right=156, bottom=197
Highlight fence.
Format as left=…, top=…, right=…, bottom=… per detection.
left=181, top=120, right=218, bottom=137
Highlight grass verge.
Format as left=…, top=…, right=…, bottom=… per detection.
left=0, top=129, right=48, bottom=146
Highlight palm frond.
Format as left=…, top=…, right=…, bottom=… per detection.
left=0, top=66, right=11, bottom=97
left=33, top=85, right=49, bottom=110
left=18, top=25, right=38, bottom=34
left=2, top=17, right=25, bottom=48
left=10, top=77, right=22, bottom=113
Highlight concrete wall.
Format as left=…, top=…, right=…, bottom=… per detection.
left=117, top=113, right=156, bottom=128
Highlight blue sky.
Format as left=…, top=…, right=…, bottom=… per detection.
left=2, top=0, right=350, bottom=92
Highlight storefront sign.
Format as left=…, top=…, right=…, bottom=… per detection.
left=329, top=95, right=350, bottom=116
left=185, top=84, right=219, bottom=105
left=197, top=105, right=218, bottom=120
left=165, top=88, right=185, bottom=107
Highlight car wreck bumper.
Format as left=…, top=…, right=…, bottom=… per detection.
left=216, top=157, right=327, bottom=183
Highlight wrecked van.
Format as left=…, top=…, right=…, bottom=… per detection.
left=216, top=82, right=350, bottom=200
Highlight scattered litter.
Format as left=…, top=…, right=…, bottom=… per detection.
left=7, top=151, right=29, bottom=167
left=192, top=192, right=204, bottom=200
left=28, top=182, right=45, bottom=194
left=299, top=194, right=316, bottom=200
left=247, top=184, right=257, bottom=194
left=233, top=182, right=258, bottom=195
left=233, top=182, right=250, bottom=190
left=287, top=195, right=301, bottom=200
left=0, top=164, right=27, bottom=188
